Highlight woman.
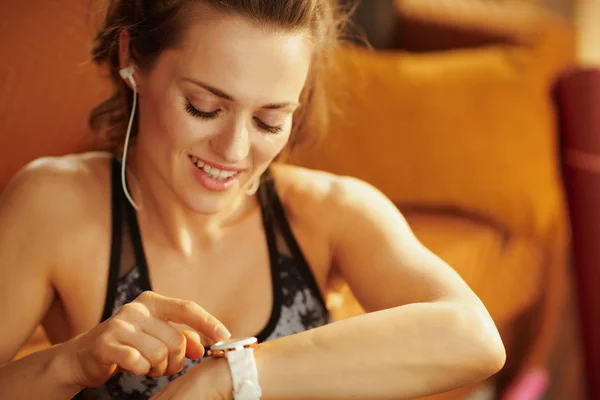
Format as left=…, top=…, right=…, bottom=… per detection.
left=0, top=0, right=505, bottom=399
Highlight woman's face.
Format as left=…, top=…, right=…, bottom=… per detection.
left=132, top=11, right=312, bottom=214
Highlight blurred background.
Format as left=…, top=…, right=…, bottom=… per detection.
left=1, top=0, right=599, bottom=399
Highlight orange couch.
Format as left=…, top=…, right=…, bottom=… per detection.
left=0, top=0, right=578, bottom=398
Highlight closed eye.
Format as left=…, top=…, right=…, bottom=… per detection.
left=185, top=99, right=283, bottom=134
left=185, top=100, right=221, bottom=119
left=253, top=117, right=283, bottom=134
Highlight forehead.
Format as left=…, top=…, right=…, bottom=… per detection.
left=160, top=10, right=313, bottom=103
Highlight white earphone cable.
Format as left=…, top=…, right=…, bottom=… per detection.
left=121, top=88, right=140, bottom=210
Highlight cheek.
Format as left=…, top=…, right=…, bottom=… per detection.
left=251, top=131, right=291, bottom=164
left=143, top=91, right=196, bottom=146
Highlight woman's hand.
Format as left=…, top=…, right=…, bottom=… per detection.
left=62, top=291, right=231, bottom=389
left=150, top=357, right=233, bottom=400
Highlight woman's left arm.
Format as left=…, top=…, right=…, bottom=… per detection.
left=156, top=176, right=506, bottom=400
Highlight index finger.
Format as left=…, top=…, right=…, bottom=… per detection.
left=140, top=292, right=231, bottom=341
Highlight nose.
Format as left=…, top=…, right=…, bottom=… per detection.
left=209, top=118, right=250, bottom=163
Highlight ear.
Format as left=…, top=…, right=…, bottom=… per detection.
left=118, top=29, right=138, bottom=90
left=119, top=29, right=132, bottom=69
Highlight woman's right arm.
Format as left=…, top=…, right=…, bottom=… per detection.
left=0, top=160, right=81, bottom=399
left=0, top=159, right=231, bottom=400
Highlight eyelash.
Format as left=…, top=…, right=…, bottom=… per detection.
left=185, top=100, right=283, bottom=134
left=253, top=118, right=283, bottom=134
left=185, top=101, right=220, bottom=119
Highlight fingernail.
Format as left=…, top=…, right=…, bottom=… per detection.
left=215, top=324, right=231, bottom=339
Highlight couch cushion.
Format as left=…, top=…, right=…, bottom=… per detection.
left=292, top=44, right=568, bottom=245
left=327, top=210, right=544, bottom=327
left=14, top=326, right=50, bottom=360
left=406, top=210, right=544, bottom=323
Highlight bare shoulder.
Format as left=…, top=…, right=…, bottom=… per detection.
left=1, top=151, right=113, bottom=218
left=270, top=163, right=388, bottom=218
left=0, top=152, right=114, bottom=262
left=269, top=163, right=403, bottom=286
left=269, top=162, right=399, bottom=250
left=271, top=163, right=410, bottom=253
left=270, top=163, right=339, bottom=217
left=10, top=151, right=112, bottom=190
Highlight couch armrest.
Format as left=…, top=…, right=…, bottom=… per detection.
left=393, top=0, right=574, bottom=57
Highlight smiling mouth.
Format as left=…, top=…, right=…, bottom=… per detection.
left=188, top=155, right=241, bottom=181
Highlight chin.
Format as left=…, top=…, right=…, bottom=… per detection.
left=181, top=189, right=239, bottom=215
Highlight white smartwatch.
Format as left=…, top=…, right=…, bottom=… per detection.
left=207, top=337, right=262, bottom=400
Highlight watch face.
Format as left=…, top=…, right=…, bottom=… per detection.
left=210, top=336, right=257, bottom=351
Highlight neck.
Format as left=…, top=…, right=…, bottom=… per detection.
left=125, top=152, right=258, bottom=256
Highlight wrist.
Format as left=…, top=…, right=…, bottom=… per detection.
left=47, top=342, right=84, bottom=396
left=204, top=356, right=233, bottom=400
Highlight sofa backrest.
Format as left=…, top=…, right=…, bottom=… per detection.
left=0, top=0, right=109, bottom=192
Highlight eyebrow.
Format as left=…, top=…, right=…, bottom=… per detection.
left=182, top=77, right=300, bottom=110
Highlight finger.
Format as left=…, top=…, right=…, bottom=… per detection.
left=169, top=322, right=213, bottom=348
left=106, top=344, right=152, bottom=376
left=138, top=291, right=231, bottom=341
left=181, top=330, right=205, bottom=360
left=116, top=328, right=169, bottom=377
left=140, top=319, right=187, bottom=375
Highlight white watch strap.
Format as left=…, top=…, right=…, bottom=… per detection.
left=225, top=347, right=262, bottom=400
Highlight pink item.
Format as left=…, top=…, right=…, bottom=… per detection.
left=501, top=369, right=549, bottom=400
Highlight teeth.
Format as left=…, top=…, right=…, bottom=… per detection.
left=191, top=156, right=237, bottom=180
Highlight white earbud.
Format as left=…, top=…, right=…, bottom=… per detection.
left=119, top=63, right=137, bottom=89
left=119, top=63, right=140, bottom=210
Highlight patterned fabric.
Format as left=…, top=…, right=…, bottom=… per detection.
left=79, top=255, right=330, bottom=399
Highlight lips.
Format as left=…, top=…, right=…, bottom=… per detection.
left=188, top=155, right=244, bottom=192
left=189, top=155, right=241, bottom=180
